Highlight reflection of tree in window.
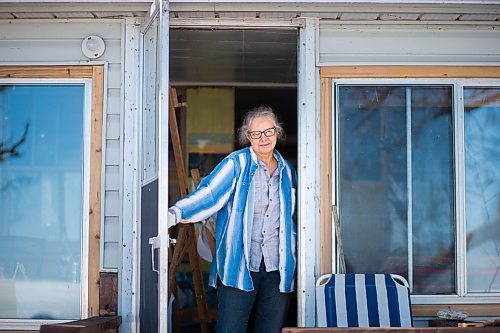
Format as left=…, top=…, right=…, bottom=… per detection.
left=0, top=123, right=29, bottom=163
left=410, top=87, right=454, bottom=294
left=0, top=83, right=84, bottom=319
left=339, top=85, right=455, bottom=294
left=340, top=86, right=407, bottom=277
left=464, top=87, right=500, bottom=293
left=0, top=85, right=30, bottom=194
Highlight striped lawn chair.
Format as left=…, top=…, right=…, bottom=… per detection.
left=316, top=274, right=413, bottom=327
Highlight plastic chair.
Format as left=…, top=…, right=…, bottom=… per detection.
left=316, top=273, right=412, bottom=327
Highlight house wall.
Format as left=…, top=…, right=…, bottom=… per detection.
left=316, top=23, right=500, bottom=273
left=0, top=19, right=123, bottom=270
left=316, top=22, right=500, bottom=323
left=316, top=23, right=500, bottom=271
left=318, top=24, right=500, bottom=65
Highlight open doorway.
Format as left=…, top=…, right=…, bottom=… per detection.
left=169, top=28, right=298, bottom=332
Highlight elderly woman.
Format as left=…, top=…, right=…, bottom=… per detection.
left=167, top=106, right=297, bottom=333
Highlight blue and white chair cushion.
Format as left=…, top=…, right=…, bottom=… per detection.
left=316, top=274, right=412, bottom=327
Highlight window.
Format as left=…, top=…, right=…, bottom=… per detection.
left=142, top=18, right=159, bottom=184
left=0, top=82, right=88, bottom=320
left=0, top=66, right=104, bottom=326
left=464, top=87, right=500, bottom=294
left=334, top=79, right=500, bottom=301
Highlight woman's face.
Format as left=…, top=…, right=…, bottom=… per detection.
left=247, top=116, right=277, bottom=158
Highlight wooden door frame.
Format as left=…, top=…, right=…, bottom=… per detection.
left=0, top=65, right=104, bottom=317
left=319, top=65, right=500, bottom=317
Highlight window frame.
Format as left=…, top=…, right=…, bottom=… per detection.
left=141, top=17, right=160, bottom=185
left=0, top=66, right=104, bottom=328
left=319, top=66, right=500, bottom=316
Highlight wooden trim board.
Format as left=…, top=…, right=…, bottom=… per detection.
left=0, top=65, right=104, bottom=318
left=319, top=65, right=500, bottom=316
left=0, top=66, right=94, bottom=79
left=320, top=77, right=332, bottom=275
left=88, top=65, right=104, bottom=316
left=320, top=66, right=500, bottom=79
left=412, top=304, right=500, bottom=317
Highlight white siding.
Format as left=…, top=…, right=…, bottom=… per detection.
left=106, top=165, right=121, bottom=190
left=105, top=191, right=121, bottom=218
left=106, top=139, right=121, bottom=166
left=0, top=19, right=123, bottom=270
left=104, top=216, right=120, bottom=268
left=107, top=115, right=121, bottom=140
left=319, top=24, right=500, bottom=65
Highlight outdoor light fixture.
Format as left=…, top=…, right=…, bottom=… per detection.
left=81, top=35, right=105, bottom=59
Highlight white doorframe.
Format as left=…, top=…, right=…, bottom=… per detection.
left=121, top=17, right=143, bottom=333
left=129, top=15, right=319, bottom=330
left=156, top=1, right=171, bottom=332
left=297, top=17, right=320, bottom=327
left=168, top=16, right=320, bottom=328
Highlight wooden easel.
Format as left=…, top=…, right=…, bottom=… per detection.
left=168, top=86, right=214, bottom=333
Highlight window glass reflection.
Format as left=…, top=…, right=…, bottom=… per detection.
left=411, top=87, right=454, bottom=294
left=338, top=85, right=454, bottom=294
left=339, top=86, right=408, bottom=277
left=0, top=84, right=84, bottom=319
left=142, top=19, right=158, bottom=182
left=464, top=87, right=500, bottom=293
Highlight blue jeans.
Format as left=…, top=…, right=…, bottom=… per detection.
left=216, top=263, right=291, bottom=333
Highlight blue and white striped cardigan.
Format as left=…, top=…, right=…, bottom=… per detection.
left=170, top=147, right=297, bottom=292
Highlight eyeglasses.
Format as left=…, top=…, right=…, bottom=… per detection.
left=248, top=127, right=276, bottom=140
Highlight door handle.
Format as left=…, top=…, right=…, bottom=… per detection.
left=149, top=236, right=160, bottom=274
left=149, top=235, right=176, bottom=274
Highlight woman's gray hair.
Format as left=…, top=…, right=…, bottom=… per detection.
left=237, top=106, right=285, bottom=146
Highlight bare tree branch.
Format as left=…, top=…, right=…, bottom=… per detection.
left=0, top=123, right=30, bottom=162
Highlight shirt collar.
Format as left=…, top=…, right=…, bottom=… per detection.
left=249, top=146, right=285, bottom=171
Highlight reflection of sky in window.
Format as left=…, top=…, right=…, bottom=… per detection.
left=0, top=85, right=84, bottom=319
left=339, top=85, right=455, bottom=293
left=339, top=86, right=409, bottom=274
left=465, top=88, right=500, bottom=230
left=464, top=87, right=500, bottom=293
left=411, top=87, right=454, bottom=256
left=0, top=85, right=84, bottom=242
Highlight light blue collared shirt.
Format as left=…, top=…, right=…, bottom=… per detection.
left=249, top=158, right=280, bottom=272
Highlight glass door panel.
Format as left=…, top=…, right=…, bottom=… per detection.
left=410, top=87, right=454, bottom=294
left=464, top=87, right=500, bottom=293
left=338, top=86, right=408, bottom=275
left=337, top=84, right=454, bottom=294
left=0, top=84, right=85, bottom=319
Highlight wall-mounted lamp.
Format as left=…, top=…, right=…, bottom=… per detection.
left=81, top=35, right=106, bottom=59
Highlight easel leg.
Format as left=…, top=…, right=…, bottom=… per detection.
left=168, top=86, right=212, bottom=333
